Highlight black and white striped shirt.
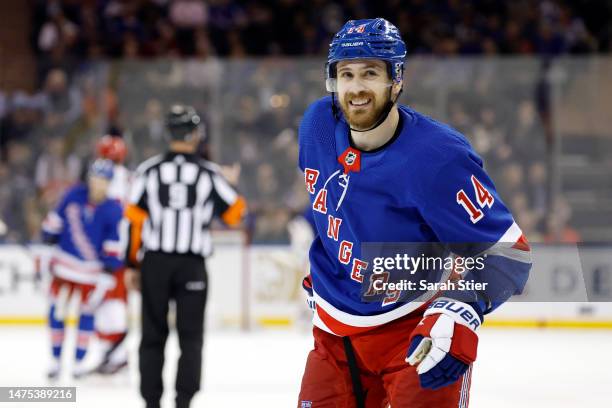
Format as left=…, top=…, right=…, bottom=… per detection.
left=123, top=152, right=245, bottom=265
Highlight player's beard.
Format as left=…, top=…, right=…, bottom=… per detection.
left=339, top=90, right=387, bottom=131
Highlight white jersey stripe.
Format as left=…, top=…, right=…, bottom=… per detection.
left=180, top=162, right=198, bottom=184
left=51, top=248, right=102, bottom=285
left=161, top=208, right=176, bottom=252
left=160, top=162, right=177, bottom=184
left=201, top=230, right=212, bottom=257
left=313, top=288, right=438, bottom=329
left=201, top=201, right=214, bottom=225
left=484, top=245, right=532, bottom=263
left=146, top=169, right=162, bottom=250
left=497, top=221, right=522, bottom=243
left=66, top=204, right=97, bottom=261
left=482, top=221, right=531, bottom=263
left=312, top=310, right=334, bottom=334
left=212, top=174, right=237, bottom=205
left=195, top=202, right=213, bottom=256
left=176, top=209, right=192, bottom=253
left=191, top=173, right=212, bottom=254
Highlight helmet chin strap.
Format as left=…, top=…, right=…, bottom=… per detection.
left=332, top=85, right=403, bottom=133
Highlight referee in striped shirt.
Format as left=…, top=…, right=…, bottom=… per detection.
left=123, top=105, right=246, bottom=408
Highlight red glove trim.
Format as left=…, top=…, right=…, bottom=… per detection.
left=449, top=323, right=478, bottom=364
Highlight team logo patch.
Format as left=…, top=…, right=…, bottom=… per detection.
left=345, top=151, right=357, bottom=166
left=338, top=147, right=361, bottom=174
left=300, top=401, right=313, bottom=408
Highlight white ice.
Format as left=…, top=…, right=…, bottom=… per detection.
left=0, top=326, right=610, bottom=407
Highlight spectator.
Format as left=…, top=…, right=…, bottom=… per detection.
left=131, top=99, right=166, bottom=162
left=471, top=105, right=505, bottom=157
left=41, top=69, right=82, bottom=137
left=1, top=142, right=39, bottom=242
left=170, top=0, right=209, bottom=56
left=0, top=92, right=45, bottom=160
left=169, top=0, right=208, bottom=29
left=30, top=0, right=611, bottom=60
left=527, top=162, right=547, bottom=218
left=544, top=198, right=581, bottom=243
left=37, top=2, right=79, bottom=55
left=35, top=137, right=82, bottom=211
left=510, top=99, right=547, bottom=163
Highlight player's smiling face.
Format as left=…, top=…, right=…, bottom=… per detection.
left=336, top=59, right=392, bottom=131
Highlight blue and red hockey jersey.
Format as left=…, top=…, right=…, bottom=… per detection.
left=42, top=184, right=124, bottom=284
left=298, top=96, right=532, bottom=336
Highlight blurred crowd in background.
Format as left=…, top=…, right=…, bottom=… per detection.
left=2, top=0, right=610, bottom=244
left=30, top=0, right=610, bottom=79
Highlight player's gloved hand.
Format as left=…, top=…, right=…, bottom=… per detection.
left=302, top=275, right=316, bottom=312
left=406, top=297, right=482, bottom=390
left=86, top=272, right=116, bottom=310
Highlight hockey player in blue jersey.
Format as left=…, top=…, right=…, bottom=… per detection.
left=297, top=18, right=532, bottom=407
left=41, top=159, right=124, bottom=379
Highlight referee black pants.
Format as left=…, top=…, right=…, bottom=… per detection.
left=139, top=251, right=208, bottom=408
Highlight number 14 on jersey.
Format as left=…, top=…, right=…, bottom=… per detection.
left=456, top=175, right=494, bottom=223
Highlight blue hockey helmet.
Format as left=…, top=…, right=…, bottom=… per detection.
left=326, top=18, right=407, bottom=92
left=88, top=158, right=114, bottom=180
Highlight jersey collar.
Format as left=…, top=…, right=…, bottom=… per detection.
left=335, top=107, right=409, bottom=172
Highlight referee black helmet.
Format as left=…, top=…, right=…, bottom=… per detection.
left=166, top=104, right=201, bottom=141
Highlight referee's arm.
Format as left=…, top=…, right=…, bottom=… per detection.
left=123, top=169, right=149, bottom=268
left=210, top=171, right=247, bottom=227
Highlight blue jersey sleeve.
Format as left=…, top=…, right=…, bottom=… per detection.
left=298, top=96, right=334, bottom=172
left=419, top=147, right=531, bottom=314
left=41, top=187, right=76, bottom=243
left=99, top=201, right=124, bottom=273
left=420, top=149, right=513, bottom=245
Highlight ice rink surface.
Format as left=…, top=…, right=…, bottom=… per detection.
left=0, top=326, right=610, bottom=407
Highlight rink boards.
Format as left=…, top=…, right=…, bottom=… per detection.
left=0, top=244, right=611, bottom=329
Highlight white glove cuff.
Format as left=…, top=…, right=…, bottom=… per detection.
left=424, top=297, right=481, bottom=331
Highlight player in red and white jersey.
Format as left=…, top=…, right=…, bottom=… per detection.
left=96, top=134, right=132, bottom=203
left=93, top=134, right=132, bottom=374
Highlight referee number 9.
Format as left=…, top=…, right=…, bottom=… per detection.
left=169, top=183, right=188, bottom=209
